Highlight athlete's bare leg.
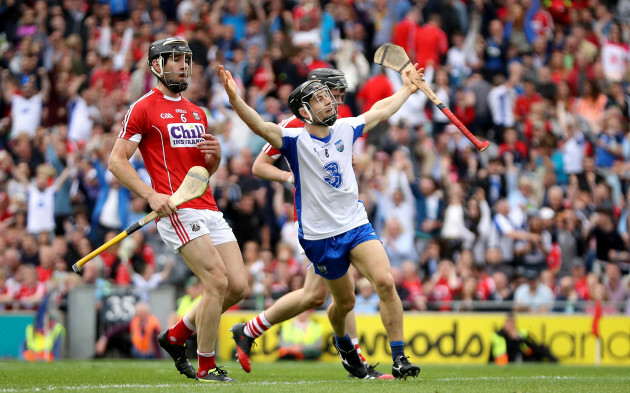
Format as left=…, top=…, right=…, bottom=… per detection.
left=264, top=266, right=328, bottom=324
left=179, top=235, right=227, bottom=353
left=349, top=240, right=403, bottom=341
left=217, top=241, right=249, bottom=312
left=259, top=264, right=360, bottom=338
left=324, top=272, right=356, bottom=337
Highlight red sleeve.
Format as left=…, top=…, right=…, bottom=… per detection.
left=118, top=101, right=147, bottom=140
left=282, top=117, right=304, bottom=128
left=262, top=143, right=282, bottom=159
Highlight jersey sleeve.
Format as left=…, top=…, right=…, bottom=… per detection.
left=336, top=116, right=366, bottom=143
left=118, top=102, right=147, bottom=142
left=279, top=128, right=301, bottom=160
left=278, top=116, right=304, bottom=128
left=262, top=143, right=282, bottom=159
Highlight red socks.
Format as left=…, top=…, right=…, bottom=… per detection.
left=167, top=315, right=195, bottom=346
left=197, top=351, right=216, bottom=378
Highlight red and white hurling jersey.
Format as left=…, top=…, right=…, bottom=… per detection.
left=118, top=88, right=217, bottom=211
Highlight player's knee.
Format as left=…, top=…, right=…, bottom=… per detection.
left=372, top=274, right=395, bottom=296
left=201, top=266, right=229, bottom=295
left=305, top=288, right=327, bottom=308
left=227, top=276, right=249, bottom=302
left=337, top=294, right=356, bottom=314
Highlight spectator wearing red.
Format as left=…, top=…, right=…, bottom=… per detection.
left=429, top=260, right=461, bottom=311
left=356, top=68, right=394, bottom=112
left=399, top=261, right=427, bottom=311
left=474, top=263, right=496, bottom=301
left=0, top=191, right=13, bottom=226
left=414, top=13, right=448, bottom=69
left=498, top=128, right=528, bottom=167
left=514, top=77, right=542, bottom=124
left=15, top=265, right=46, bottom=310
left=89, top=56, right=119, bottom=95
left=0, top=269, right=13, bottom=310
left=452, top=89, right=476, bottom=129
left=36, top=245, right=55, bottom=283
left=523, top=101, right=553, bottom=144
left=392, top=7, right=421, bottom=61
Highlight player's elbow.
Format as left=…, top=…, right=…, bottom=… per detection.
left=251, top=162, right=263, bottom=178
left=107, top=153, right=126, bottom=177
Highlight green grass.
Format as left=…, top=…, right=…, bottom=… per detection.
left=0, top=360, right=628, bottom=393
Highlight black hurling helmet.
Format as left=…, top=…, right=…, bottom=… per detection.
left=148, top=37, right=193, bottom=93
left=288, top=80, right=338, bottom=126
left=307, top=68, right=348, bottom=105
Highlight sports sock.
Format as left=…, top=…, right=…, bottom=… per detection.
left=244, top=312, right=272, bottom=339
left=390, top=341, right=405, bottom=362
left=352, top=337, right=367, bottom=364
left=197, top=351, right=216, bottom=378
left=334, top=333, right=354, bottom=352
left=168, top=315, right=196, bottom=346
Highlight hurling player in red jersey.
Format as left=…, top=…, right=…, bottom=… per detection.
left=229, top=69, right=393, bottom=379
left=109, top=38, right=246, bottom=382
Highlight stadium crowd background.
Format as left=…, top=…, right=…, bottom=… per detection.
left=1, top=0, right=630, bottom=323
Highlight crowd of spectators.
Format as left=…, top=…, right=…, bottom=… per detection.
left=2, top=0, right=630, bottom=319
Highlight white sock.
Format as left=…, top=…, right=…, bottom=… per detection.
left=183, top=314, right=196, bottom=331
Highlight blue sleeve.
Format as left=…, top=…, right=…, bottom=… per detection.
left=503, top=22, right=513, bottom=41
left=524, top=0, right=538, bottom=44
left=353, top=123, right=365, bottom=143
left=93, top=159, right=107, bottom=185
left=279, top=136, right=299, bottom=167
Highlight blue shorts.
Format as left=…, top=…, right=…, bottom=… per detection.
left=299, top=223, right=379, bottom=280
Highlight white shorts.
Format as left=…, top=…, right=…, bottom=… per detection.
left=157, top=208, right=236, bottom=253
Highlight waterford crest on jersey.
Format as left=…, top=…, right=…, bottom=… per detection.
left=280, top=116, right=368, bottom=240
left=118, top=87, right=218, bottom=211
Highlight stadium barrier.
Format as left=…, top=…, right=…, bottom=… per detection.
left=218, top=312, right=630, bottom=365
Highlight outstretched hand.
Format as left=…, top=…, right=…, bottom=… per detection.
left=401, top=64, right=423, bottom=93
left=219, top=65, right=238, bottom=101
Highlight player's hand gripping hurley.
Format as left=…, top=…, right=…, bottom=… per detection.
left=72, top=166, right=210, bottom=274
left=374, top=44, right=490, bottom=152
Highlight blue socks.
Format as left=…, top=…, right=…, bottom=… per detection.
left=390, top=341, right=405, bottom=362
left=334, top=333, right=354, bottom=352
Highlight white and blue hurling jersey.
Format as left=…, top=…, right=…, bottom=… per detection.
left=280, top=116, right=369, bottom=240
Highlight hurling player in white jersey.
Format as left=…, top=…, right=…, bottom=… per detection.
left=110, top=38, right=247, bottom=382
left=230, top=69, right=393, bottom=379
left=220, top=64, right=422, bottom=379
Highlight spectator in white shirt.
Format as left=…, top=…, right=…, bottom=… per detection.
left=600, top=22, right=629, bottom=83
left=26, top=163, right=71, bottom=236
left=487, top=63, right=520, bottom=141
left=513, top=269, right=555, bottom=312
left=560, top=116, right=586, bottom=176
left=2, top=68, right=50, bottom=140
left=67, top=76, right=100, bottom=144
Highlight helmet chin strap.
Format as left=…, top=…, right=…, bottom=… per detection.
left=302, top=105, right=337, bottom=127
left=151, top=56, right=190, bottom=93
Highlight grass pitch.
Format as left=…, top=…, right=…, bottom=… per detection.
left=0, top=360, right=628, bottom=393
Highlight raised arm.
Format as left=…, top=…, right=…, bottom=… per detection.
left=219, top=65, right=283, bottom=148
left=362, top=68, right=420, bottom=132
left=252, top=150, right=294, bottom=184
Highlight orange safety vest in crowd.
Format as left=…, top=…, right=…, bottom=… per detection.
left=130, top=315, right=161, bottom=354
